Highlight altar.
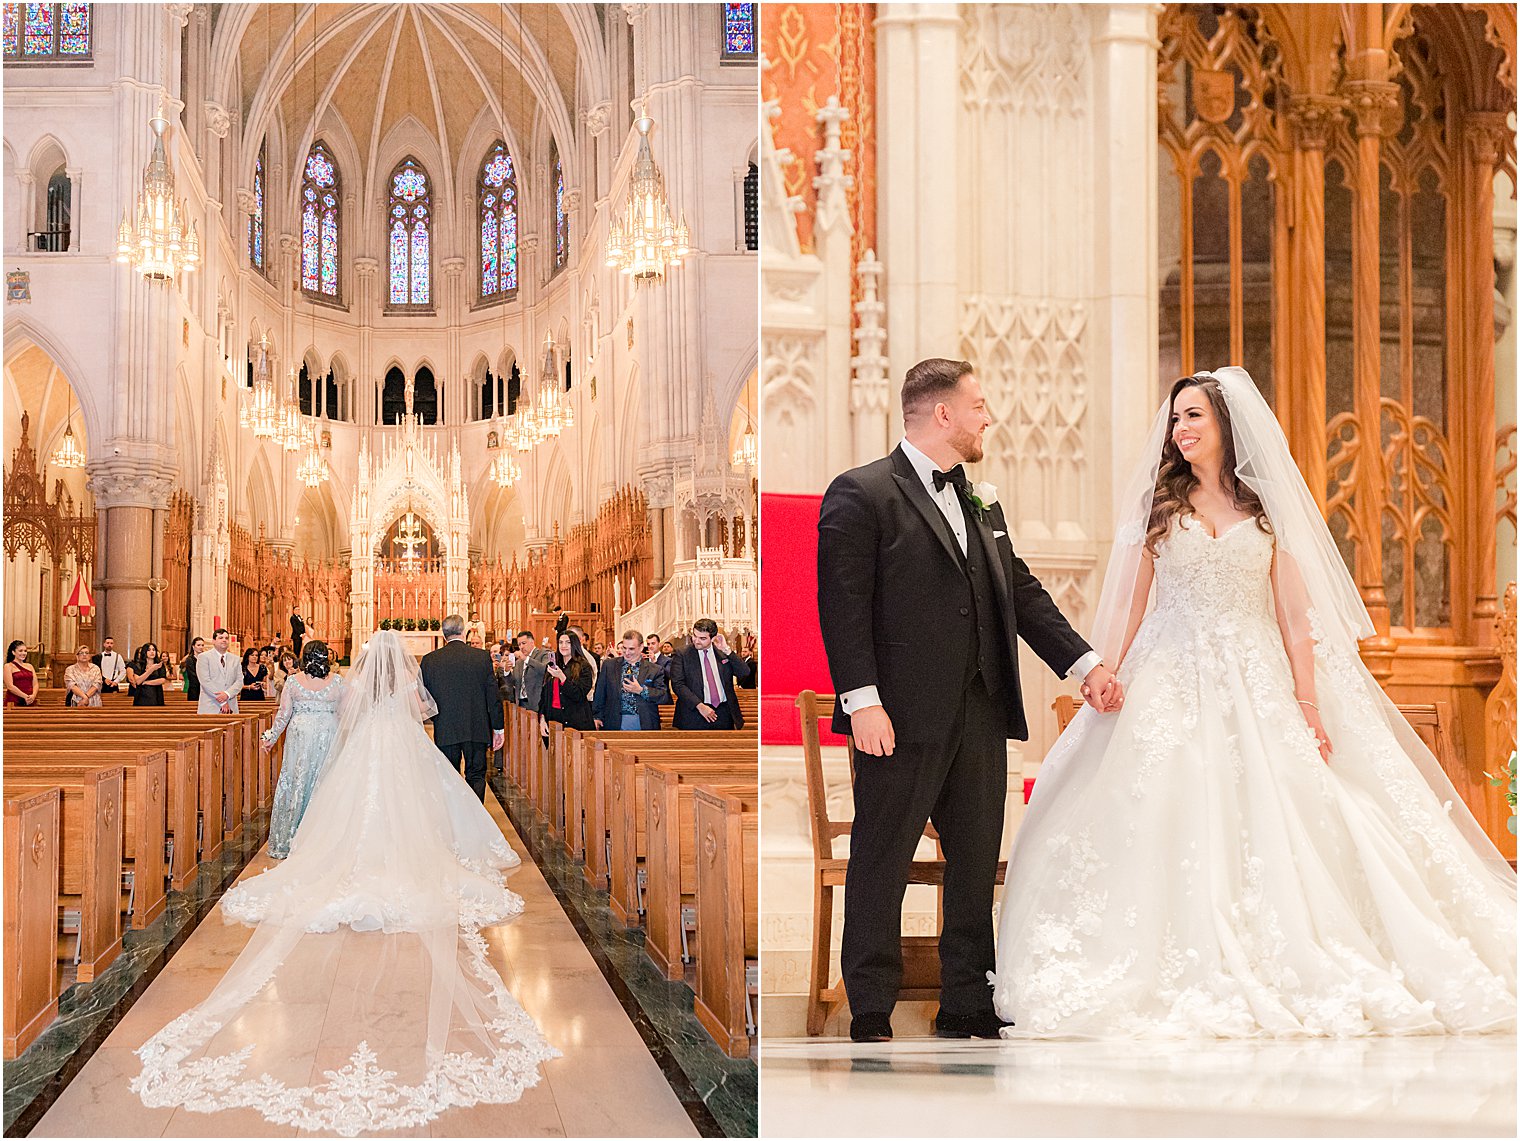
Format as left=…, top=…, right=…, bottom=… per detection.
left=397, top=631, right=443, bottom=657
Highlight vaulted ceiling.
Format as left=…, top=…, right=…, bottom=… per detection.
left=220, top=4, right=598, bottom=193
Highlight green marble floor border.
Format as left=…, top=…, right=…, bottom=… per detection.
left=3, top=819, right=269, bottom=1137
left=493, top=772, right=759, bottom=1139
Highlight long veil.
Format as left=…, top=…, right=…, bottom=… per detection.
left=1088, top=367, right=1515, bottom=895
left=132, top=631, right=557, bottom=1135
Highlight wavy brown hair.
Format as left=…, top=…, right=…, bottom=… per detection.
left=1145, top=374, right=1272, bottom=556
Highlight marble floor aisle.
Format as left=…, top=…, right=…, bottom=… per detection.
left=760, top=1035, right=1518, bottom=1137
left=29, top=795, right=699, bottom=1138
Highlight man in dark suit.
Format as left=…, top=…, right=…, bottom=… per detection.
left=642, top=633, right=669, bottom=676
left=668, top=618, right=751, bottom=730
left=817, top=357, right=1123, bottom=1043
left=592, top=629, right=670, bottom=730
left=419, top=613, right=504, bottom=801
left=507, top=630, right=551, bottom=710
left=290, top=607, right=306, bottom=657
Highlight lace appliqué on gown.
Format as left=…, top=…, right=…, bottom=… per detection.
left=992, top=516, right=1517, bottom=1039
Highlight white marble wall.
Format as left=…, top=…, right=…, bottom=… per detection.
left=760, top=3, right=1162, bottom=1032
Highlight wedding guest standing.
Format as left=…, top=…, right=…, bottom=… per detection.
left=508, top=630, right=551, bottom=710
left=538, top=630, right=595, bottom=737
left=592, top=629, right=669, bottom=731
left=4, top=640, right=37, bottom=706
left=196, top=629, right=242, bottom=714
left=289, top=606, right=306, bottom=657
left=127, top=642, right=168, bottom=706
left=240, top=648, right=268, bottom=702
left=95, top=635, right=127, bottom=693
left=64, top=644, right=103, bottom=707
left=260, top=641, right=345, bottom=859
left=182, top=636, right=205, bottom=703
left=669, top=619, right=751, bottom=730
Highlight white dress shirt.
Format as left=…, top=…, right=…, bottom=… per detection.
left=697, top=646, right=728, bottom=705
left=99, top=650, right=126, bottom=686
left=839, top=438, right=1102, bottom=716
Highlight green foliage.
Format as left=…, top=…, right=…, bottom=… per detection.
left=1484, top=752, right=1517, bottom=836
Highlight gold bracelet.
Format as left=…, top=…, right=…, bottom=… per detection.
left=1296, top=699, right=1318, bottom=711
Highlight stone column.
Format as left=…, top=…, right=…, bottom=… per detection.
left=876, top=2, right=962, bottom=410
left=204, top=102, right=231, bottom=206
left=355, top=257, right=378, bottom=424
left=442, top=256, right=466, bottom=426
left=16, top=171, right=35, bottom=250
left=1464, top=111, right=1510, bottom=646
left=1284, top=94, right=1339, bottom=509
left=65, top=167, right=82, bottom=251
left=87, top=462, right=176, bottom=649
left=1345, top=81, right=1400, bottom=655
left=1092, top=4, right=1161, bottom=507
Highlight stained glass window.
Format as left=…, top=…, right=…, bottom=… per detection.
left=551, top=139, right=567, bottom=271
left=388, top=156, right=431, bottom=307
left=721, top=4, right=756, bottom=61
left=248, top=138, right=266, bottom=274
left=478, top=141, right=519, bottom=302
left=300, top=141, right=341, bottom=300
left=4, top=3, right=91, bottom=61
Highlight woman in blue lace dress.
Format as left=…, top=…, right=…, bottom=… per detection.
left=259, top=640, right=344, bottom=859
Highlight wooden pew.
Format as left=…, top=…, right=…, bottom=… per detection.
left=5, top=787, right=60, bottom=1059
left=691, top=784, right=759, bottom=1058
left=7, top=728, right=205, bottom=888
left=4, top=766, right=124, bottom=982
left=643, top=761, right=758, bottom=978
left=5, top=749, right=168, bottom=929
left=605, top=742, right=756, bottom=926
left=576, top=729, right=756, bottom=890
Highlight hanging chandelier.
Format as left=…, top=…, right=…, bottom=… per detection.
left=732, top=420, right=757, bottom=470
left=490, top=449, right=520, bottom=488
left=51, top=391, right=86, bottom=469
left=530, top=332, right=573, bottom=442
left=604, top=116, right=691, bottom=282
left=297, top=435, right=328, bottom=487
left=275, top=371, right=309, bottom=452
left=240, top=333, right=281, bottom=438
left=116, top=107, right=200, bottom=281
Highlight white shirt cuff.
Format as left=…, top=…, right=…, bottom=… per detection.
left=1066, top=650, right=1103, bottom=681
left=839, top=685, right=882, bottom=714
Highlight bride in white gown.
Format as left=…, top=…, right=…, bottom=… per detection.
left=992, top=367, right=1516, bottom=1039
left=132, top=631, right=557, bottom=1134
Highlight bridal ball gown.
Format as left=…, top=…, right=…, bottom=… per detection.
left=993, top=515, right=1516, bottom=1038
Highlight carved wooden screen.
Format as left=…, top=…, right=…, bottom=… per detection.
left=227, top=523, right=260, bottom=646
left=1158, top=4, right=1286, bottom=406
left=161, top=490, right=194, bottom=654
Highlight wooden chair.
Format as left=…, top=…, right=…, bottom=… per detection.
left=797, top=690, right=1005, bottom=1036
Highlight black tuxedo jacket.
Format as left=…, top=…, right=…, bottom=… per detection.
left=817, top=444, right=1091, bottom=743
left=669, top=646, right=752, bottom=729
left=419, top=639, right=504, bottom=747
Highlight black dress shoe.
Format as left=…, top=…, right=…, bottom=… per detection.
left=932, top=1009, right=1010, bottom=1039
left=849, top=1012, right=894, bottom=1042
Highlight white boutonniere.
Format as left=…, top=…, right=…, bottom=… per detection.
left=966, top=481, right=999, bottom=518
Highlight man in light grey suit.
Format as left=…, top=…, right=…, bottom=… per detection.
left=196, top=628, right=242, bottom=714
left=507, top=629, right=551, bottom=710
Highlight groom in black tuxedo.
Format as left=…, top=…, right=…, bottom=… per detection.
left=818, top=357, right=1123, bottom=1042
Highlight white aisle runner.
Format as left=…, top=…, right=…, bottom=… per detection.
left=34, top=795, right=697, bottom=1138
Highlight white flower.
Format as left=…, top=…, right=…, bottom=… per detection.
left=972, top=481, right=999, bottom=507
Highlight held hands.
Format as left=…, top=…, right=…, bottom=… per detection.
left=1081, top=663, right=1124, bottom=713
left=851, top=704, right=896, bottom=757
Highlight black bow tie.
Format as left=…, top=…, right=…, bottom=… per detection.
left=932, top=464, right=969, bottom=494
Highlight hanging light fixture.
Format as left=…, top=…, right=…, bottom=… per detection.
left=277, top=1, right=317, bottom=456
left=240, top=332, right=282, bottom=439
left=298, top=430, right=329, bottom=487
left=732, top=413, right=757, bottom=471
left=116, top=105, right=201, bottom=280
left=490, top=449, right=520, bottom=488
left=533, top=332, right=566, bottom=440
left=51, top=390, right=86, bottom=469
left=604, top=116, right=690, bottom=282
